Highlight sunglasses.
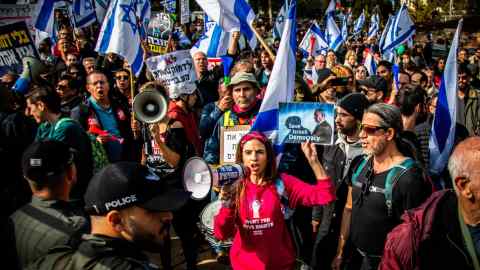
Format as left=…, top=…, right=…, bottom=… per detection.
left=116, top=75, right=129, bottom=80
left=360, top=124, right=388, bottom=135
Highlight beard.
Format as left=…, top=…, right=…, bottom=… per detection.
left=126, top=216, right=171, bottom=252
left=363, top=139, right=387, bottom=156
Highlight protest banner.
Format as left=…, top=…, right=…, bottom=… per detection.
left=0, top=21, right=38, bottom=76
left=279, top=102, right=335, bottom=145
left=180, top=0, right=190, bottom=25
left=146, top=49, right=197, bottom=93
left=147, top=12, right=172, bottom=54
left=220, top=125, right=250, bottom=164
left=0, top=4, right=32, bottom=26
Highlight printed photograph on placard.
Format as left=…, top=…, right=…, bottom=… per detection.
left=279, top=102, right=335, bottom=145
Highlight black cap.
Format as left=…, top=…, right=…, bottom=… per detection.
left=337, top=93, right=370, bottom=120
left=84, top=162, right=190, bottom=215
left=358, top=75, right=388, bottom=95
left=22, top=140, right=74, bottom=183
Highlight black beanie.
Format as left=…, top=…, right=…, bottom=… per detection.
left=337, top=93, right=369, bottom=121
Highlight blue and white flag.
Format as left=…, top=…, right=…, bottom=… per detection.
left=341, top=12, right=348, bottom=42
left=33, top=0, right=66, bottom=38
left=325, top=0, right=343, bottom=51
left=195, top=0, right=257, bottom=49
left=381, top=4, right=415, bottom=53
left=299, top=21, right=328, bottom=57
left=273, top=1, right=288, bottom=40
left=364, top=50, right=376, bottom=76
left=72, top=0, right=97, bottom=28
left=190, top=23, right=230, bottom=57
left=94, top=0, right=109, bottom=23
left=204, top=14, right=216, bottom=33
left=251, top=0, right=297, bottom=156
left=135, top=0, right=151, bottom=39
left=429, top=19, right=463, bottom=176
left=353, top=10, right=365, bottom=36
left=95, top=0, right=144, bottom=76
left=368, top=13, right=380, bottom=39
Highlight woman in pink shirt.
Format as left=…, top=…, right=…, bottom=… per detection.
left=214, top=132, right=336, bottom=270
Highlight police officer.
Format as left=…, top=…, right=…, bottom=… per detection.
left=5, top=140, right=90, bottom=269
left=26, top=162, right=190, bottom=269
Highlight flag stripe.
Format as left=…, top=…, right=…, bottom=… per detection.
left=207, top=25, right=223, bottom=57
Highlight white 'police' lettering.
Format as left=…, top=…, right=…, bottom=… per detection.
left=105, top=194, right=137, bottom=210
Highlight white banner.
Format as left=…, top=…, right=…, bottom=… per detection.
left=180, top=0, right=190, bottom=25
left=146, top=50, right=197, bottom=93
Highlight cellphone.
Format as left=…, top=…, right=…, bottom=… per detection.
left=330, top=77, right=349, bottom=86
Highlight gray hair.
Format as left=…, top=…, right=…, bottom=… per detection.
left=448, top=137, right=480, bottom=186
left=365, top=103, right=403, bottom=135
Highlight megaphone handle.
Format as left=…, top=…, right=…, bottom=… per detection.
left=143, top=124, right=153, bottom=156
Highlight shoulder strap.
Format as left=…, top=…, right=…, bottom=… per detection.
left=459, top=205, right=480, bottom=270
left=384, top=158, right=417, bottom=217
left=54, top=117, right=75, bottom=132
left=351, top=156, right=369, bottom=187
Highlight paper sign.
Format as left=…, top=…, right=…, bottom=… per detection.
left=220, top=125, right=250, bottom=164
left=146, top=49, right=197, bottom=93
left=0, top=21, right=38, bottom=76
left=279, top=102, right=335, bottom=145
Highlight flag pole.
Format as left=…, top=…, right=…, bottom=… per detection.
left=249, top=24, right=276, bottom=61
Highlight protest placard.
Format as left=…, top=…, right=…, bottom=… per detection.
left=0, top=21, right=38, bottom=76
left=146, top=49, right=197, bottom=93
left=279, top=102, right=335, bottom=145
left=0, top=4, right=32, bottom=26
left=220, top=125, right=250, bottom=164
left=147, top=12, right=172, bottom=54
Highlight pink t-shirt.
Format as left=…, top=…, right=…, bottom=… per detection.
left=214, top=173, right=335, bottom=270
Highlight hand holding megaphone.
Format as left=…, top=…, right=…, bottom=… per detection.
left=183, top=157, right=248, bottom=200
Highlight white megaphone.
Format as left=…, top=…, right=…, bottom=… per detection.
left=132, top=88, right=169, bottom=124
left=182, top=157, right=247, bottom=200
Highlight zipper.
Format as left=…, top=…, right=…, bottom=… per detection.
left=447, top=233, right=472, bottom=266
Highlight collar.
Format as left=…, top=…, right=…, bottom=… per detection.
left=89, top=96, right=112, bottom=113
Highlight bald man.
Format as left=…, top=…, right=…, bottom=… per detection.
left=380, top=136, right=480, bottom=270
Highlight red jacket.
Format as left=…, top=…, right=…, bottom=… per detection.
left=214, top=173, right=335, bottom=270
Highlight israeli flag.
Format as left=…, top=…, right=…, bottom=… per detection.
left=364, top=49, right=376, bottom=77
left=429, top=19, right=463, bottom=176
left=33, top=0, right=65, bottom=38
left=135, top=0, right=151, bottom=39
left=95, top=0, right=109, bottom=23
left=368, top=13, right=380, bottom=39
left=190, top=23, right=230, bottom=57
left=204, top=14, right=216, bottom=33
left=341, top=12, right=348, bottom=42
left=95, top=0, right=144, bottom=76
left=353, top=10, right=365, bottom=36
left=251, top=0, right=297, bottom=156
left=299, top=21, right=328, bottom=57
left=273, top=1, right=288, bottom=40
left=381, top=4, right=415, bottom=53
left=325, top=0, right=343, bottom=51
left=195, top=0, right=257, bottom=49
left=72, top=0, right=97, bottom=28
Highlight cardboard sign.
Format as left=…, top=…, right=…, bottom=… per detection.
left=220, top=125, right=250, bottom=164
left=146, top=49, right=197, bottom=93
left=0, top=21, right=38, bottom=76
left=147, top=12, right=172, bottom=55
left=279, top=102, right=335, bottom=145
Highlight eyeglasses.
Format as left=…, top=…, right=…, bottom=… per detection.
left=360, top=124, right=388, bottom=135
left=116, top=75, right=129, bottom=80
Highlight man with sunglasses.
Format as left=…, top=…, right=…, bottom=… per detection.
left=56, top=74, right=83, bottom=122
left=358, top=75, right=388, bottom=105
left=311, top=93, right=369, bottom=270
left=333, top=103, right=430, bottom=270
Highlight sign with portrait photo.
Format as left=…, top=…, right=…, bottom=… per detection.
left=279, top=102, right=335, bottom=145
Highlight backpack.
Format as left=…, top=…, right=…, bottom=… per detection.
left=351, top=157, right=418, bottom=217
left=379, top=190, right=451, bottom=270
left=54, top=118, right=108, bottom=173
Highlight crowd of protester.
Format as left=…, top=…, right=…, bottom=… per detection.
left=2, top=7, right=480, bottom=270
